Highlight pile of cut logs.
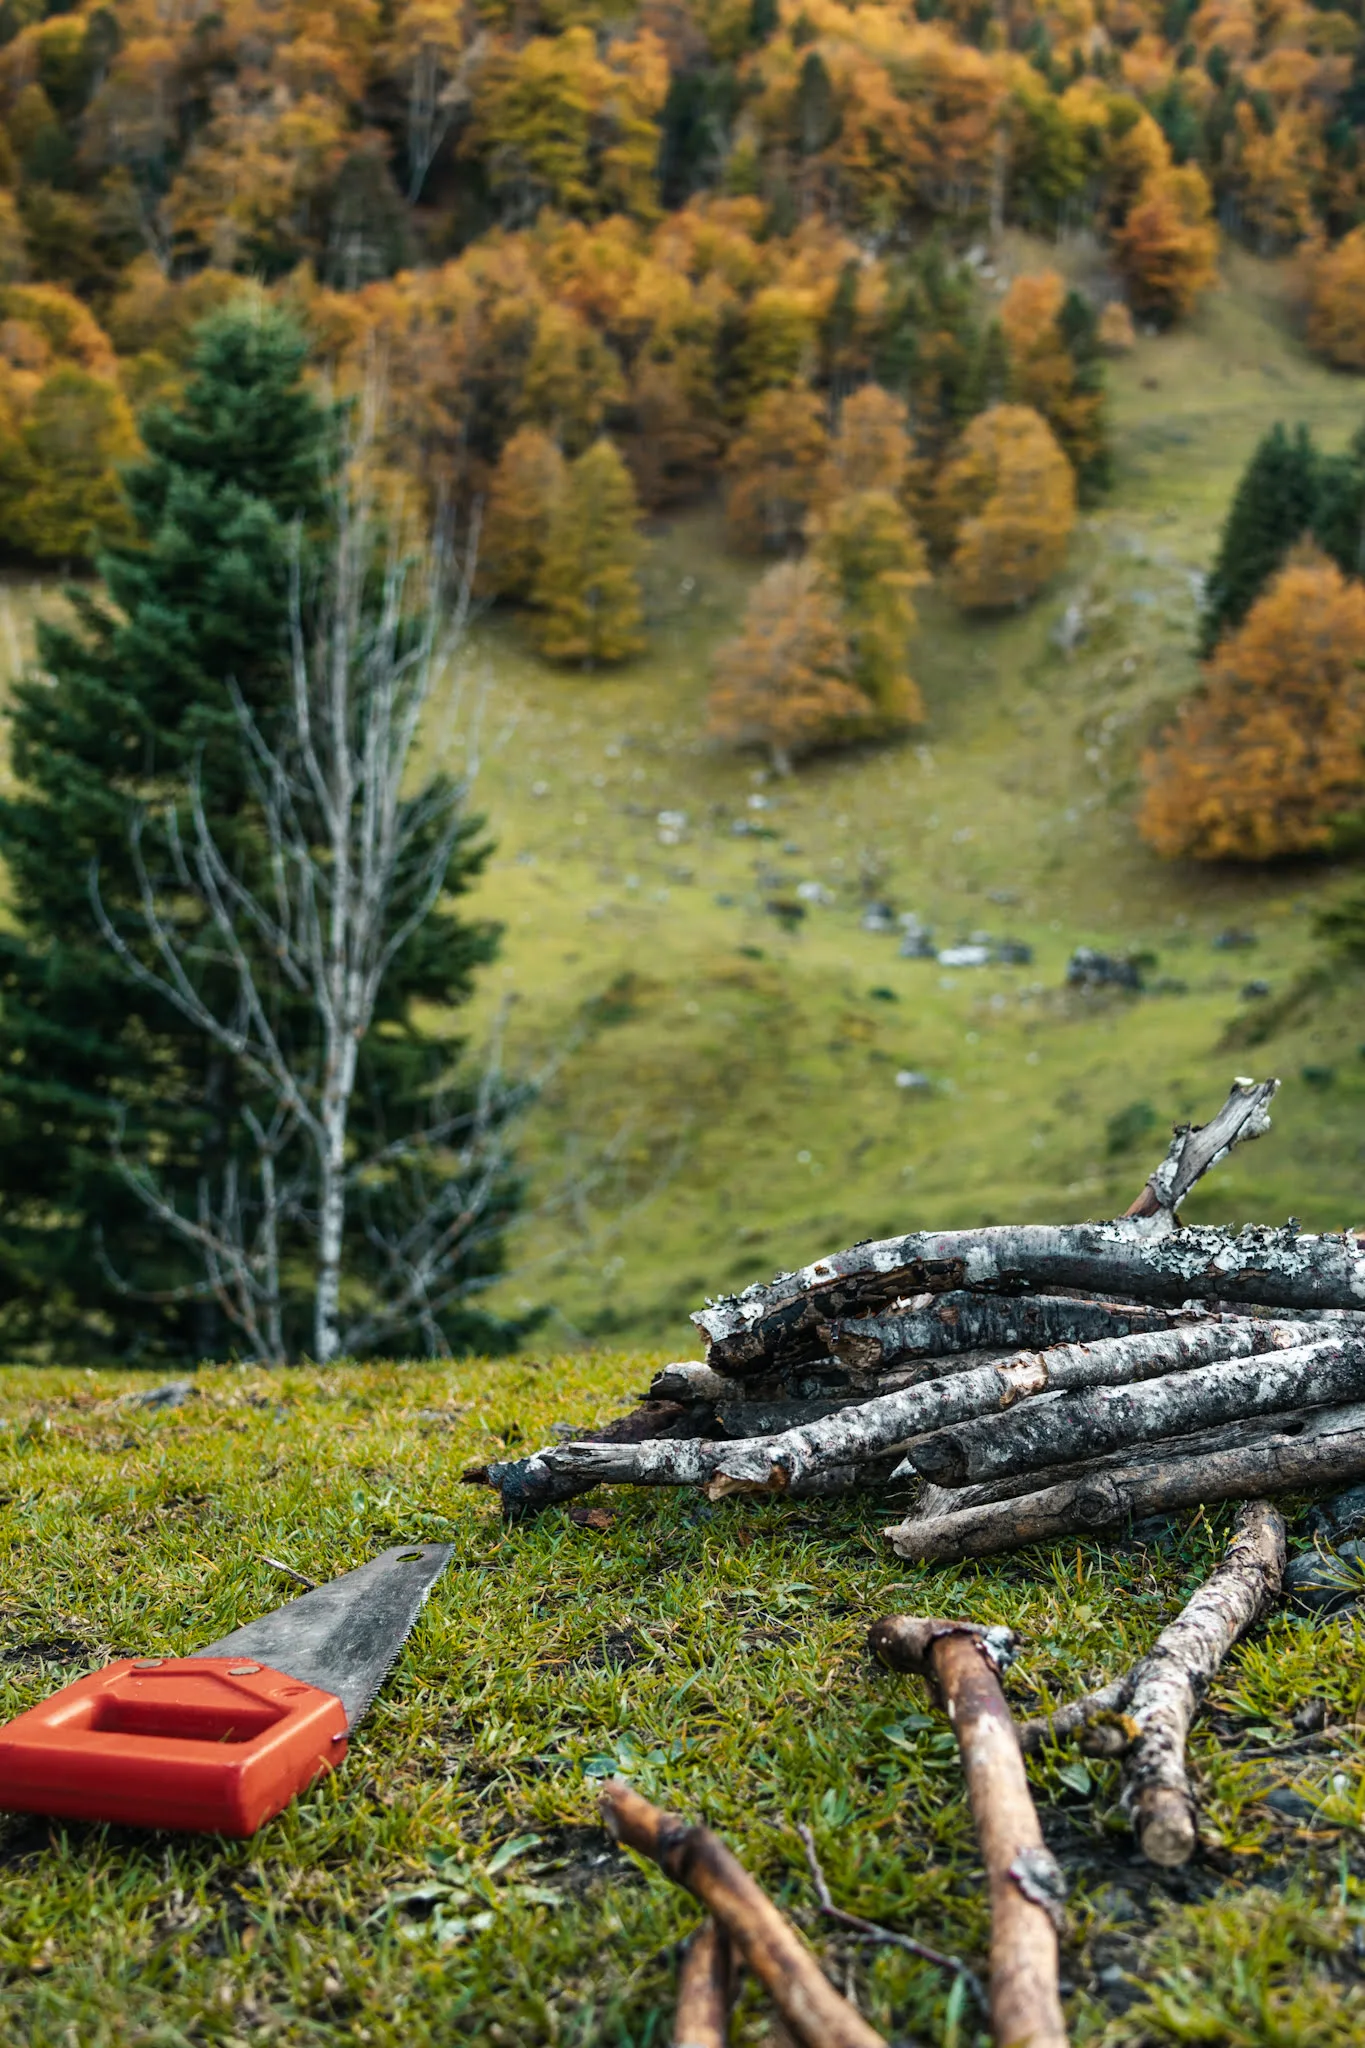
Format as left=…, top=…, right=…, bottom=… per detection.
left=472, top=1078, right=1365, bottom=1557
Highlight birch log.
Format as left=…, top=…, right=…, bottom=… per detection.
left=694, top=1221, right=1365, bottom=1377
left=674, top=1921, right=734, bottom=2048
left=825, top=1294, right=1201, bottom=1378
left=868, top=1618, right=1069, bottom=2048
left=1120, top=1500, right=1286, bottom=1865
left=884, top=1401, right=1365, bottom=1560
left=1124, top=1078, right=1278, bottom=1220
left=703, top=1320, right=1323, bottom=1497
left=903, top=1333, right=1365, bottom=1488
left=600, top=1780, right=886, bottom=2048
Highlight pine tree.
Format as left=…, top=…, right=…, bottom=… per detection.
left=479, top=425, right=567, bottom=601
left=1199, top=422, right=1318, bottom=656
left=0, top=306, right=521, bottom=1360
left=1312, top=425, right=1365, bottom=582
left=532, top=436, right=646, bottom=665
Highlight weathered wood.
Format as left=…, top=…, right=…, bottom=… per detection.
left=883, top=1401, right=1365, bottom=1561
left=868, top=1619, right=1069, bottom=2048
left=674, top=1921, right=734, bottom=2048
left=1016, top=1680, right=1134, bottom=1758
left=824, top=1294, right=1200, bottom=1378
left=1124, top=1077, right=1278, bottom=1219
left=898, top=1404, right=1326, bottom=1513
left=464, top=1400, right=715, bottom=1513
left=535, top=1432, right=904, bottom=1495
left=704, top=1320, right=1323, bottom=1498
left=693, top=1220, right=1365, bottom=1378
left=904, top=1333, right=1365, bottom=1488
left=1120, top=1500, right=1286, bottom=1865
left=600, top=1780, right=886, bottom=2048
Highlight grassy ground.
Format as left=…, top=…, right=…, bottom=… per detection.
left=449, top=246, right=1365, bottom=1348
left=3, top=1360, right=1365, bottom=2047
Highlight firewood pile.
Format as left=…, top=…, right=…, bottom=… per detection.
left=471, top=1077, right=1365, bottom=1557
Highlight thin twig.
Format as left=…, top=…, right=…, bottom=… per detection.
left=255, top=1554, right=319, bottom=1591
left=794, top=1824, right=984, bottom=2010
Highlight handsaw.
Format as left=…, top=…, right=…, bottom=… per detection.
left=0, top=1541, right=451, bottom=1837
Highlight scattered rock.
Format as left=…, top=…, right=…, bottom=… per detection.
left=938, top=944, right=990, bottom=968
left=1213, top=927, right=1257, bottom=950
left=860, top=902, right=898, bottom=934
left=1291, top=1697, right=1328, bottom=1734
left=1284, top=1539, right=1365, bottom=1616
left=1240, top=980, right=1270, bottom=1000
left=994, top=939, right=1033, bottom=966
left=1067, top=947, right=1144, bottom=991
left=796, top=880, right=834, bottom=906
left=123, top=1380, right=195, bottom=1410
left=1307, top=1481, right=1365, bottom=1543
left=895, top=1070, right=932, bottom=1092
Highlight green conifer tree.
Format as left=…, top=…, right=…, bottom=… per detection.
left=0, top=306, right=523, bottom=1360
left=1199, top=422, right=1318, bottom=656
left=1312, top=424, right=1365, bottom=581
left=532, top=437, right=646, bottom=666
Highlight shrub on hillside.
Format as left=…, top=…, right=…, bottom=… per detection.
left=532, top=437, right=645, bottom=665
left=1141, top=552, right=1365, bottom=862
left=1306, top=228, right=1365, bottom=372
left=933, top=403, right=1076, bottom=611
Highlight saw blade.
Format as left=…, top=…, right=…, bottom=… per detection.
left=199, top=1542, right=452, bottom=1729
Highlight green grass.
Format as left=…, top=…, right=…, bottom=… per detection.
left=2, top=1361, right=1364, bottom=2045
left=457, top=246, right=1365, bottom=1346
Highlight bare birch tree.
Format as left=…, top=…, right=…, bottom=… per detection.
left=91, top=385, right=527, bottom=1362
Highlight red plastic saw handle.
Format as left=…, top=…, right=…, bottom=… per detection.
left=0, top=1657, right=348, bottom=1836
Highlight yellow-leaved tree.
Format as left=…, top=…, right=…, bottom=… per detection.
left=1307, top=227, right=1365, bottom=372
left=1140, top=551, right=1365, bottom=861
left=820, top=383, right=911, bottom=500
left=933, top=404, right=1076, bottom=611
left=532, top=436, right=645, bottom=665
left=725, top=385, right=829, bottom=554
left=809, top=489, right=926, bottom=727
left=707, top=558, right=871, bottom=774
left=1113, top=165, right=1219, bottom=325
left=478, top=426, right=567, bottom=600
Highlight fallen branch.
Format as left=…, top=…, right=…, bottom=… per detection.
left=463, top=1400, right=714, bottom=1513
left=903, top=1333, right=1365, bottom=1489
left=710, top=1319, right=1328, bottom=1497
left=601, top=1780, right=886, bottom=2048
left=675, top=1920, right=734, bottom=2048
left=695, top=1217, right=1365, bottom=1378
left=825, top=1295, right=1202, bottom=1379
left=867, top=1619, right=1069, bottom=2048
left=1120, top=1499, right=1286, bottom=1865
left=883, top=1401, right=1365, bottom=1560
left=794, top=1823, right=983, bottom=2009
left=1124, top=1077, right=1278, bottom=1219
left=1016, top=1680, right=1134, bottom=1758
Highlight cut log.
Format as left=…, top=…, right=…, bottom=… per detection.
left=868, top=1618, right=1069, bottom=2048
left=824, top=1294, right=1202, bottom=1378
left=465, top=1400, right=717, bottom=1513
left=705, top=1320, right=1324, bottom=1498
left=674, top=1920, right=734, bottom=2048
left=883, top=1401, right=1365, bottom=1561
left=534, top=1432, right=904, bottom=1495
left=1120, top=1499, right=1286, bottom=1865
left=600, top=1779, right=886, bottom=2048
left=1124, top=1077, right=1278, bottom=1220
left=904, top=1333, right=1365, bottom=1488
left=693, top=1220, right=1365, bottom=1378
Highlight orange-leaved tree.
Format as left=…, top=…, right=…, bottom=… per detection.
left=532, top=436, right=645, bottom=666
left=933, top=403, right=1076, bottom=611
left=707, top=558, right=871, bottom=774
left=725, top=383, right=830, bottom=554
left=809, top=488, right=926, bottom=727
left=1307, top=227, right=1365, bottom=372
left=478, top=426, right=567, bottom=601
left=1140, top=551, right=1365, bottom=862
left=820, top=383, right=911, bottom=501
left=1112, top=165, right=1219, bottom=325
left=1000, top=268, right=1108, bottom=494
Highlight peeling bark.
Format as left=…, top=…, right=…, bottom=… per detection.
left=600, top=1780, right=886, bottom=2048
left=868, top=1618, right=1069, bottom=2048
left=1120, top=1500, right=1286, bottom=1865
left=694, top=1221, right=1365, bottom=1377
left=904, top=1333, right=1365, bottom=1488
left=824, top=1294, right=1199, bottom=1378
left=1124, top=1078, right=1278, bottom=1220
left=463, top=1400, right=715, bottom=1514
left=705, top=1320, right=1323, bottom=1497
left=883, top=1401, right=1365, bottom=1560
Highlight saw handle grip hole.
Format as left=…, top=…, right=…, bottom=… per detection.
left=395, top=1549, right=426, bottom=1561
